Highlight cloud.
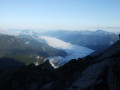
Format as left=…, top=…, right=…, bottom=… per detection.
left=40, top=36, right=94, bottom=68
left=40, top=36, right=72, bottom=49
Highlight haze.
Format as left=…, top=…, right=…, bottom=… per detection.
left=0, top=0, right=120, bottom=32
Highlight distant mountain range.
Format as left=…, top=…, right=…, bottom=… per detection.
left=6, top=29, right=119, bottom=56
left=41, top=30, right=119, bottom=55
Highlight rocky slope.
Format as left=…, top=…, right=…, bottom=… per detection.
left=0, top=40, right=120, bottom=90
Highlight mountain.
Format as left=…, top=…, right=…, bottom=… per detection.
left=18, top=35, right=67, bottom=57
left=97, top=40, right=120, bottom=60
left=42, top=30, right=119, bottom=55
left=4, top=29, right=118, bottom=56
left=0, top=34, right=67, bottom=66
left=0, top=57, right=25, bottom=70
left=67, top=40, right=120, bottom=90
left=0, top=39, right=120, bottom=90
left=19, top=30, right=39, bottom=37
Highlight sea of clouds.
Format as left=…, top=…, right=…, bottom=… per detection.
left=40, top=36, right=94, bottom=68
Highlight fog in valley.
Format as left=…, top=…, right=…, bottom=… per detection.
left=40, top=36, right=94, bottom=68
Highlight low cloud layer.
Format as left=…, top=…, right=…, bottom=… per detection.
left=40, top=36, right=72, bottom=49
left=40, top=36, right=94, bottom=68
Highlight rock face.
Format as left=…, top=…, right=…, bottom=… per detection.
left=97, top=41, right=120, bottom=60
left=68, top=41, right=120, bottom=90
left=40, top=60, right=54, bottom=71
left=0, top=60, right=55, bottom=90
left=0, top=41, right=120, bottom=90
left=112, top=60, right=120, bottom=90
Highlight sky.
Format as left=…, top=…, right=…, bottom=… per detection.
left=0, top=0, right=120, bottom=32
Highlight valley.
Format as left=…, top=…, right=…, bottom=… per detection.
left=0, top=0, right=120, bottom=89
left=0, top=30, right=119, bottom=90
left=0, top=34, right=67, bottom=69
left=0, top=35, right=120, bottom=90
left=40, top=35, right=94, bottom=67
left=0, top=30, right=118, bottom=69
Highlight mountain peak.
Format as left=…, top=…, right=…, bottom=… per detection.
left=39, top=60, right=54, bottom=71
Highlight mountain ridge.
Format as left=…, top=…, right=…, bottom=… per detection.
left=0, top=39, right=120, bottom=90
left=0, top=34, right=67, bottom=66
left=41, top=30, right=118, bottom=55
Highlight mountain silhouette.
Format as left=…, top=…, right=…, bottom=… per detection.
left=0, top=39, right=120, bottom=90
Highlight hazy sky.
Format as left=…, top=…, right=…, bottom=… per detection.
left=0, top=0, right=120, bottom=32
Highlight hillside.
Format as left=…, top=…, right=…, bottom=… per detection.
left=0, top=34, right=67, bottom=66
left=0, top=39, right=120, bottom=90
left=18, top=35, right=67, bottom=57
left=97, top=40, right=120, bottom=60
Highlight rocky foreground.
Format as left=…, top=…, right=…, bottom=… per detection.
left=0, top=41, right=120, bottom=90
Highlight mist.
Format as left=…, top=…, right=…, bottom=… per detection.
left=40, top=36, right=94, bottom=68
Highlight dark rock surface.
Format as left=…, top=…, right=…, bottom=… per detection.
left=0, top=41, right=120, bottom=90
